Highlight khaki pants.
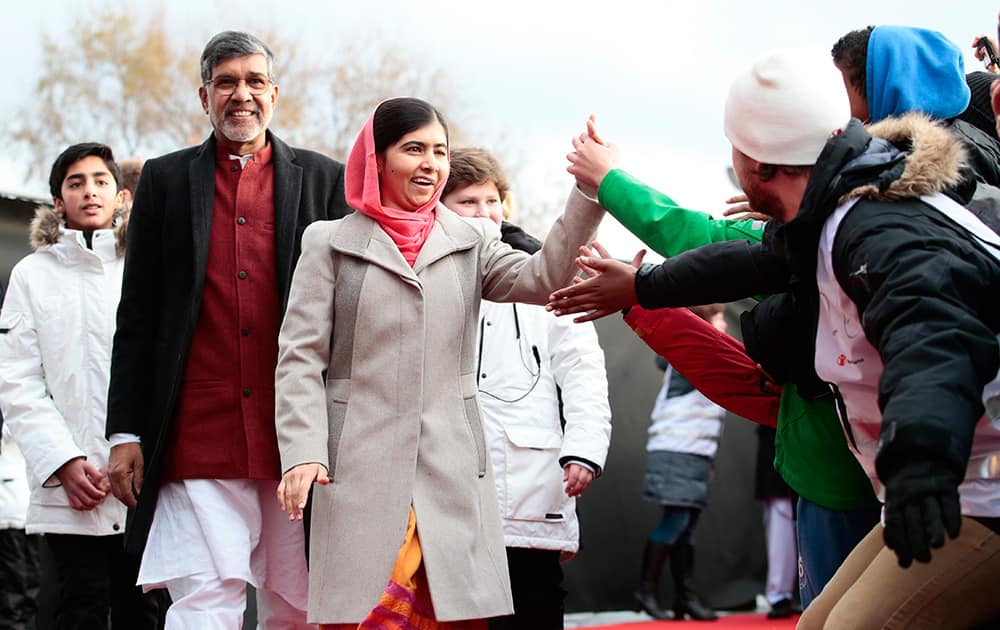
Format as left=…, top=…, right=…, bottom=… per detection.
left=798, top=517, right=1000, bottom=629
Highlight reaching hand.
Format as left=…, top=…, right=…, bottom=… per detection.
left=721, top=194, right=771, bottom=222
left=55, top=457, right=108, bottom=511
left=564, top=463, right=595, bottom=497
left=277, top=463, right=329, bottom=521
left=567, top=115, right=620, bottom=196
left=546, top=241, right=645, bottom=323
left=882, top=459, right=962, bottom=567
left=586, top=114, right=606, bottom=145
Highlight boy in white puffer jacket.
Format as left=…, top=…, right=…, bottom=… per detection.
left=441, top=148, right=613, bottom=630
left=0, top=143, right=165, bottom=628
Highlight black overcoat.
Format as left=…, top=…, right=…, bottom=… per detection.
left=106, top=132, right=350, bottom=553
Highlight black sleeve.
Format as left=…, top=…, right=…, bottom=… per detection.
left=328, top=161, right=351, bottom=220
left=500, top=221, right=542, bottom=254
left=635, top=240, right=790, bottom=308
left=106, top=162, right=164, bottom=438
left=833, top=200, right=1000, bottom=479
left=740, top=292, right=829, bottom=398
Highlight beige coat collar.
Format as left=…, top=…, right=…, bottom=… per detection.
left=330, top=204, right=482, bottom=281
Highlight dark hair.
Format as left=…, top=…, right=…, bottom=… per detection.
left=372, top=97, right=449, bottom=153
left=442, top=147, right=510, bottom=202
left=49, top=143, right=121, bottom=199
left=201, top=31, right=276, bottom=83
left=831, top=26, right=875, bottom=98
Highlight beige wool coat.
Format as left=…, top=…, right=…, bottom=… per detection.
left=275, top=187, right=603, bottom=623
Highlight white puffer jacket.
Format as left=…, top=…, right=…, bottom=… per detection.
left=0, top=205, right=127, bottom=535
left=477, top=300, right=612, bottom=554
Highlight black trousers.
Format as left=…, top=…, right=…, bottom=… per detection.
left=0, top=529, right=42, bottom=630
left=44, top=533, right=167, bottom=630
left=489, top=548, right=566, bottom=630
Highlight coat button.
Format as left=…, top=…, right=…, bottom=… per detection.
left=481, top=373, right=487, bottom=379
left=241, top=327, right=250, bottom=336
left=243, top=388, right=251, bottom=397
left=238, top=270, right=247, bottom=279
left=112, top=523, right=120, bottom=531
left=237, top=217, right=246, bottom=225
left=231, top=164, right=239, bottom=172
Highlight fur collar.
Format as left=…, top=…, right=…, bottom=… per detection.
left=29, top=204, right=129, bottom=256
left=844, top=113, right=966, bottom=203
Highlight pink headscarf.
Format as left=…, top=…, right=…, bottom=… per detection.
left=344, top=100, right=444, bottom=266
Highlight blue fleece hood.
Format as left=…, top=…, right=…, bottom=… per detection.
left=867, top=25, right=970, bottom=123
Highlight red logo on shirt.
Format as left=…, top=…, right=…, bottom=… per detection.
left=837, top=354, right=846, bottom=366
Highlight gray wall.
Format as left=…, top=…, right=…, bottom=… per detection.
left=563, top=311, right=766, bottom=613
left=0, top=198, right=39, bottom=288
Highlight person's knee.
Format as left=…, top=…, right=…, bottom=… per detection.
left=796, top=604, right=825, bottom=630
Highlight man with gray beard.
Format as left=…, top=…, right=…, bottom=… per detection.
left=105, top=31, right=350, bottom=627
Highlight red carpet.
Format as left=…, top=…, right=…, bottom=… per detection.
left=586, top=612, right=799, bottom=630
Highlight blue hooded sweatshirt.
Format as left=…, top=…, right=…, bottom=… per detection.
left=867, top=25, right=971, bottom=123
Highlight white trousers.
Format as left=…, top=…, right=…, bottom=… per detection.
left=763, top=497, right=797, bottom=604
left=139, top=479, right=310, bottom=629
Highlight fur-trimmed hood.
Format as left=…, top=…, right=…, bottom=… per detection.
left=29, top=204, right=129, bottom=256
left=843, top=113, right=966, bottom=203
left=784, top=113, right=971, bottom=248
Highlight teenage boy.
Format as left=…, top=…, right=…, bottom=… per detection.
left=442, top=148, right=612, bottom=630
left=0, top=143, right=164, bottom=628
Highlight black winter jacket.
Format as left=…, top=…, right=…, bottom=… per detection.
left=771, top=114, right=1000, bottom=482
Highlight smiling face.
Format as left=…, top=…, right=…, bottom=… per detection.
left=442, top=180, right=504, bottom=225
left=198, top=53, right=278, bottom=155
left=376, top=121, right=450, bottom=212
left=55, top=155, right=122, bottom=231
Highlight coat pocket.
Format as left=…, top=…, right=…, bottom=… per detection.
left=326, top=378, right=350, bottom=480
left=501, top=425, right=571, bottom=522
left=460, top=373, right=487, bottom=478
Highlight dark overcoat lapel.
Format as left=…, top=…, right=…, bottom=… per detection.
left=273, top=138, right=304, bottom=307
left=189, top=139, right=215, bottom=302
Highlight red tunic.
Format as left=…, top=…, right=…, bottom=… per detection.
left=162, top=142, right=282, bottom=481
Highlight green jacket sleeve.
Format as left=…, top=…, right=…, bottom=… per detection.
left=598, top=169, right=765, bottom=256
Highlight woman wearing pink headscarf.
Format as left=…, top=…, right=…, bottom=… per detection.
left=273, top=97, right=607, bottom=628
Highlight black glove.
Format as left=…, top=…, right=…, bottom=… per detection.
left=882, top=459, right=962, bottom=568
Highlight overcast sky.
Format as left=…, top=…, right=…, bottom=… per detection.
left=0, top=1, right=993, bottom=256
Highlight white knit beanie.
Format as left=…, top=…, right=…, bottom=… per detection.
left=724, top=48, right=851, bottom=166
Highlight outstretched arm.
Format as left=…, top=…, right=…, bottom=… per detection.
left=569, top=117, right=767, bottom=256
left=547, top=240, right=788, bottom=322
left=624, top=306, right=780, bottom=427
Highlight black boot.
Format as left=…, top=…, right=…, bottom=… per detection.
left=670, top=543, right=718, bottom=621
left=632, top=540, right=671, bottom=619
